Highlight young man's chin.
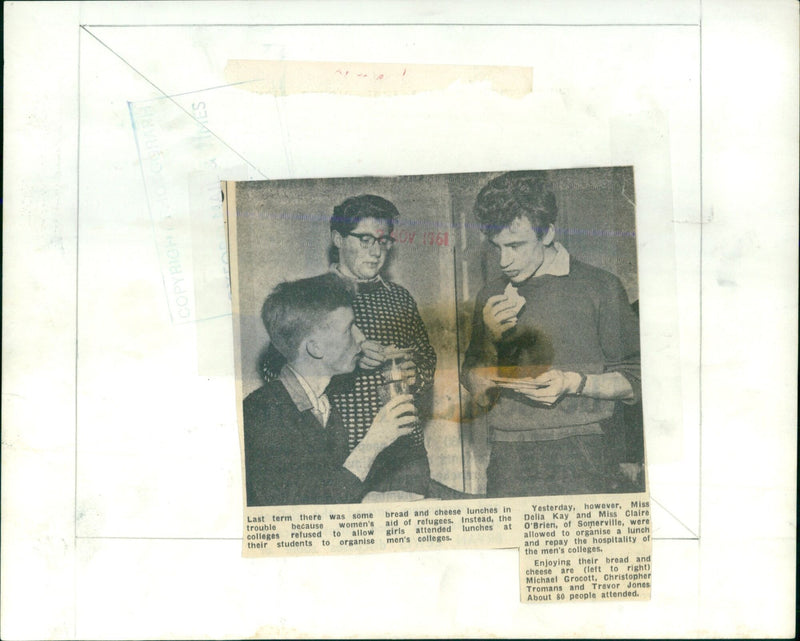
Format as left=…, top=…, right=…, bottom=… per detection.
left=509, top=270, right=535, bottom=284
left=357, top=263, right=381, bottom=278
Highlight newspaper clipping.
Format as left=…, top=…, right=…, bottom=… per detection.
left=227, top=168, right=651, bottom=603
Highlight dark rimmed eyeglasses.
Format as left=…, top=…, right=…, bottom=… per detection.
left=346, top=232, right=395, bottom=250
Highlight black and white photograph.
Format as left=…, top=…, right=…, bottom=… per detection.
left=230, top=168, right=646, bottom=507
left=4, top=0, right=796, bottom=636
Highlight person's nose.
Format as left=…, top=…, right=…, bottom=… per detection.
left=352, top=324, right=366, bottom=347
left=368, top=240, right=382, bottom=257
left=499, top=247, right=513, bottom=269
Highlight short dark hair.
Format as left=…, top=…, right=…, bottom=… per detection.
left=261, top=273, right=353, bottom=360
left=330, top=194, right=398, bottom=237
left=474, top=171, right=558, bottom=239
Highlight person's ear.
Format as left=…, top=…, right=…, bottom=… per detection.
left=542, top=224, right=556, bottom=246
left=305, top=338, right=324, bottom=360
left=332, top=230, right=344, bottom=249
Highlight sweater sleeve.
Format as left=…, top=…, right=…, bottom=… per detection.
left=597, top=275, right=642, bottom=403
left=461, top=289, right=497, bottom=381
left=405, top=294, right=437, bottom=394
left=244, top=396, right=364, bottom=506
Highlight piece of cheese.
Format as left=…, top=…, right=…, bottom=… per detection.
left=504, top=281, right=526, bottom=315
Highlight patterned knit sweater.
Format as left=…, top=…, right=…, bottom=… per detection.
left=262, top=274, right=437, bottom=451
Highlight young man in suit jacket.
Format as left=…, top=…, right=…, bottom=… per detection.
left=243, top=273, right=417, bottom=506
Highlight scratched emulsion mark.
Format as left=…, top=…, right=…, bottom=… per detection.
left=223, top=60, right=533, bottom=99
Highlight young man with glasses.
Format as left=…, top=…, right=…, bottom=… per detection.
left=263, top=194, right=437, bottom=499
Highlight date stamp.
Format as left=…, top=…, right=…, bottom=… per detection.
left=389, top=229, right=450, bottom=247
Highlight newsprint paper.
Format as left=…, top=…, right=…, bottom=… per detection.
left=226, top=168, right=651, bottom=604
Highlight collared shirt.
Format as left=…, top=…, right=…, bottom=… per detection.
left=277, top=365, right=376, bottom=483
left=533, top=241, right=570, bottom=278
left=330, top=264, right=391, bottom=292
left=280, top=365, right=331, bottom=427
